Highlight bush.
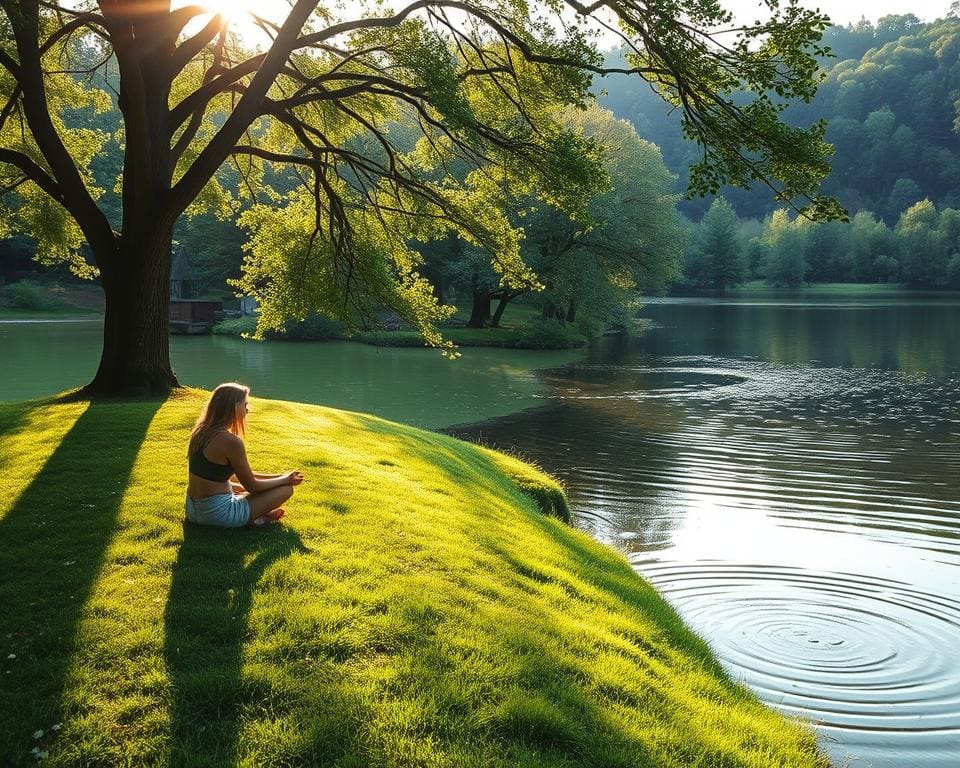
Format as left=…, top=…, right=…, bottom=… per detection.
left=280, top=313, right=346, bottom=340
left=356, top=330, right=425, bottom=347
left=1, top=281, right=53, bottom=311
left=575, top=315, right=605, bottom=340
left=212, top=316, right=258, bottom=336
left=212, top=313, right=347, bottom=340
left=512, top=318, right=586, bottom=349
left=946, top=254, right=960, bottom=288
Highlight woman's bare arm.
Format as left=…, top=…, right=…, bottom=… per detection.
left=223, top=436, right=303, bottom=494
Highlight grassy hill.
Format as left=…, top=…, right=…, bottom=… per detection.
left=0, top=390, right=827, bottom=767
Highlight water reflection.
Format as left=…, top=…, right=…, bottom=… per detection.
left=452, top=299, right=960, bottom=768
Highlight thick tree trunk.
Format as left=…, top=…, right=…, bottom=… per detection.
left=85, top=231, right=180, bottom=397
left=542, top=299, right=564, bottom=323
left=431, top=278, right=445, bottom=305
left=466, top=289, right=492, bottom=328
left=490, top=293, right=513, bottom=328
left=565, top=300, right=577, bottom=324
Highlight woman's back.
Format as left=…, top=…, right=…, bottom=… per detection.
left=188, top=431, right=237, bottom=497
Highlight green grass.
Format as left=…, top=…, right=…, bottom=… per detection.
left=0, top=391, right=828, bottom=767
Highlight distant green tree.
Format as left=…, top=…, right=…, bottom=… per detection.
left=848, top=211, right=897, bottom=281
left=602, top=15, right=960, bottom=223
left=897, top=200, right=947, bottom=286
left=804, top=220, right=849, bottom=282
left=738, top=218, right=766, bottom=280
left=763, top=210, right=810, bottom=287
left=448, top=106, right=684, bottom=329
left=684, top=197, right=744, bottom=289
left=887, top=178, right=923, bottom=220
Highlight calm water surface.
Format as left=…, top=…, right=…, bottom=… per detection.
left=453, top=297, right=960, bottom=768
left=0, top=320, right=577, bottom=428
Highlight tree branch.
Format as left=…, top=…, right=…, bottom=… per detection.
left=8, top=1, right=115, bottom=254
left=169, top=0, right=320, bottom=218
left=0, top=147, right=64, bottom=203
left=168, top=11, right=224, bottom=78
left=167, top=53, right=266, bottom=129
left=0, top=49, right=20, bottom=80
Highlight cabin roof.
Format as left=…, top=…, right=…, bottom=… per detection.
left=170, top=245, right=195, bottom=282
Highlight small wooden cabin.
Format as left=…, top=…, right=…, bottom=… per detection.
left=169, top=244, right=220, bottom=333
left=170, top=245, right=201, bottom=299
left=170, top=300, right=222, bottom=334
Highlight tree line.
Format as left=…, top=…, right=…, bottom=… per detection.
left=684, top=197, right=960, bottom=289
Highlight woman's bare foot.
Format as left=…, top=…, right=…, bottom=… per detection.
left=252, top=508, right=285, bottom=527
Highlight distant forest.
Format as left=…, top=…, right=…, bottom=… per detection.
left=600, top=13, right=960, bottom=224
left=600, top=13, right=960, bottom=288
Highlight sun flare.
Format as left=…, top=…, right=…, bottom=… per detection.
left=176, top=0, right=282, bottom=45
left=194, top=0, right=257, bottom=22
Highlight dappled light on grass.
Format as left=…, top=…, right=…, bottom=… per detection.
left=0, top=391, right=827, bottom=766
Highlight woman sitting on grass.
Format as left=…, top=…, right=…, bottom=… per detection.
left=186, top=382, right=303, bottom=528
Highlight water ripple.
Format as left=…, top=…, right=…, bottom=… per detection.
left=632, top=562, right=960, bottom=764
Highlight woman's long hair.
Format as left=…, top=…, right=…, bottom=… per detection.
left=188, top=383, right=250, bottom=457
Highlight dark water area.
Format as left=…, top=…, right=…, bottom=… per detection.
left=451, top=297, right=960, bottom=768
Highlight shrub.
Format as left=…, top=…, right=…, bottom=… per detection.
left=946, top=254, right=960, bottom=288
left=512, top=318, right=586, bottom=349
left=575, top=315, right=605, bottom=340
left=356, top=330, right=425, bottom=347
left=1, top=281, right=52, bottom=311
left=281, top=313, right=346, bottom=340
left=212, top=316, right=257, bottom=336
left=213, top=313, right=347, bottom=340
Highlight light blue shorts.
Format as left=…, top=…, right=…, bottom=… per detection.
left=184, top=493, right=251, bottom=528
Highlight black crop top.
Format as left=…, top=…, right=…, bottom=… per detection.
left=189, top=446, right=234, bottom=482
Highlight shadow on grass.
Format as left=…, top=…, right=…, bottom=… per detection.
left=0, top=398, right=162, bottom=760
left=164, top=523, right=367, bottom=766
left=0, top=401, right=29, bottom=438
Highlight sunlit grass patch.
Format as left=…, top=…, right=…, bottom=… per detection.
left=0, top=391, right=828, bottom=766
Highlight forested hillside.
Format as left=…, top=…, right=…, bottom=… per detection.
left=600, top=13, right=960, bottom=224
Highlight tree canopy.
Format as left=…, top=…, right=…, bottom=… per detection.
left=0, top=0, right=840, bottom=394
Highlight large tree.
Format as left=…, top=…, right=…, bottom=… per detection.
left=522, top=105, right=685, bottom=324
left=1, top=0, right=839, bottom=395
left=444, top=105, right=683, bottom=329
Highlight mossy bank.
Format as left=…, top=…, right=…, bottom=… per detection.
left=0, top=391, right=827, bottom=767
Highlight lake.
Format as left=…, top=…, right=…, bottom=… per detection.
left=4, top=299, right=960, bottom=767
left=0, top=320, right=578, bottom=429
left=452, top=296, right=960, bottom=768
